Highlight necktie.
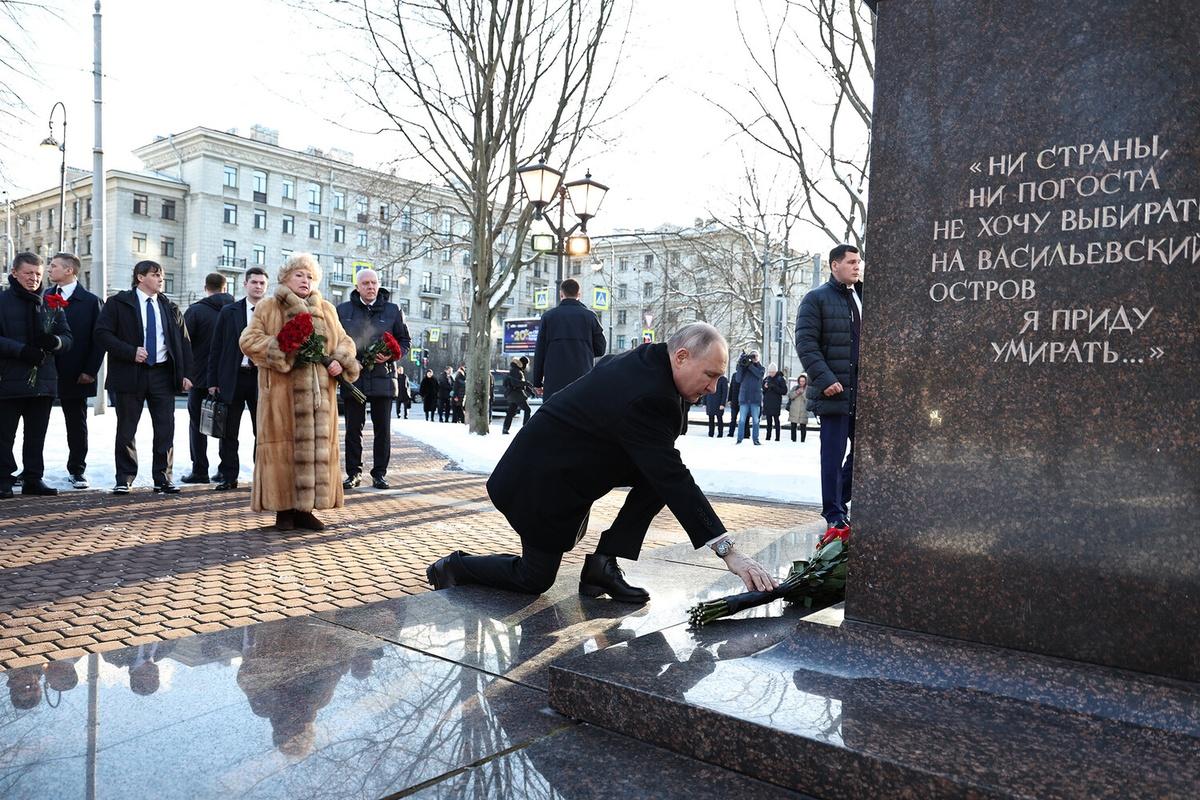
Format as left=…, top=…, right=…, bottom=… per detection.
left=848, top=289, right=861, bottom=338
left=145, top=297, right=157, bottom=365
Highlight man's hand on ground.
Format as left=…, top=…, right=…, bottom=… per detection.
left=722, top=551, right=778, bottom=592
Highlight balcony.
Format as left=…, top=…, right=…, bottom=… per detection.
left=253, top=190, right=267, bottom=203
left=330, top=272, right=355, bottom=285
left=418, top=284, right=443, bottom=297
left=216, top=256, right=247, bottom=269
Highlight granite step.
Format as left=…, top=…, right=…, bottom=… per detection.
left=548, top=612, right=1200, bottom=799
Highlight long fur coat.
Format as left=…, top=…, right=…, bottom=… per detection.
left=240, top=286, right=360, bottom=513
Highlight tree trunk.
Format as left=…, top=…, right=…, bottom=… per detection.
left=466, top=293, right=493, bottom=435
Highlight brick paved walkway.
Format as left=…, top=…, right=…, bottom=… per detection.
left=0, top=425, right=820, bottom=670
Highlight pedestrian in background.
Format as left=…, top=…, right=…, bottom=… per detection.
left=396, top=365, right=411, bottom=419
left=788, top=375, right=810, bottom=442
left=419, top=369, right=438, bottom=421
left=182, top=272, right=234, bottom=484
left=531, top=278, right=605, bottom=400
left=705, top=372, right=728, bottom=437
left=762, top=363, right=788, bottom=441
left=437, top=366, right=453, bottom=422
left=734, top=350, right=764, bottom=445
left=726, top=368, right=741, bottom=438
left=501, top=355, right=532, bottom=434
left=452, top=365, right=467, bottom=423
left=45, top=252, right=103, bottom=489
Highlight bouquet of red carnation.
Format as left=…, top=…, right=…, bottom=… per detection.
left=687, top=531, right=850, bottom=627
left=27, top=293, right=69, bottom=387
left=277, top=312, right=366, bottom=403
left=358, top=331, right=404, bottom=368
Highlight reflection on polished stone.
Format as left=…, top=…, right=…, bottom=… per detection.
left=408, top=724, right=812, bottom=799
left=644, top=525, right=825, bottom=573
left=321, top=555, right=809, bottom=690
left=0, top=616, right=569, bottom=799
left=550, top=617, right=1200, bottom=798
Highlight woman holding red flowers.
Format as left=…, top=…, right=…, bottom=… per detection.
left=239, top=253, right=360, bottom=531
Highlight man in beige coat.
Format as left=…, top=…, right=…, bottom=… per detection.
left=240, top=253, right=360, bottom=530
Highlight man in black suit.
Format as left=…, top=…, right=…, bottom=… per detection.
left=45, top=252, right=104, bottom=489
left=531, top=278, right=606, bottom=400
left=208, top=266, right=269, bottom=490
left=427, top=323, right=777, bottom=601
left=181, top=272, right=234, bottom=484
left=95, top=260, right=193, bottom=494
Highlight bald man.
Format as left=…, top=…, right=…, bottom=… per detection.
left=336, top=269, right=411, bottom=489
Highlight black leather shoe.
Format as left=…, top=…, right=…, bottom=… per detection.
left=180, top=472, right=210, bottom=484
left=112, top=482, right=131, bottom=495
left=70, top=474, right=89, bottom=489
left=214, top=480, right=238, bottom=490
left=154, top=483, right=182, bottom=494
left=372, top=477, right=390, bottom=490
left=343, top=474, right=361, bottom=490
left=579, top=554, right=650, bottom=603
left=0, top=485, right=13, bottom=499
left=22, top=479, right=58, bottom=496
left=426, top=551, right=470, bottom=591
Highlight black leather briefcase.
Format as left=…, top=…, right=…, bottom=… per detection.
left=199, top=398, right=228, bottom=438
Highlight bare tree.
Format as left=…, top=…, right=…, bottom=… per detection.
left=0, top=1, right=59, bottom=183
left=308, top=0, right=624, bottom=434
left=714, top=0, right=874, bottom=252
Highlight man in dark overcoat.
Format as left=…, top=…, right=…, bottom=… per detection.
left=45, top=252, right=103, bottom=489
left=337, top=268, right=411, bottom=489
left=704, top=373, right=728, bottom=437
left=95, top=260, right=193, bottom=494
left=427, top=323, right=777, bottom=602
left=181, top=272, right=234, bottom=483
left=531, top=278, right=606, bottom=400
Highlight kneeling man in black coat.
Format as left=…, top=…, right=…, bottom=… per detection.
left=427, top=323, right=778, bottom=602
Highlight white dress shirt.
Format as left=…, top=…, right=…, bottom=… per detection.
left=55, top=280, right=78, bottom=301
left=241, top=300, right=256, bottom=367
left=135, top=287, right=169, bottom=363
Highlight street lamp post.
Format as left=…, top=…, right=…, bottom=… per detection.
left=517, top=160, right=608, bottom=289
left=1, top=191, right=13, bottom=268
left=41, top=102, right=68, bottom=252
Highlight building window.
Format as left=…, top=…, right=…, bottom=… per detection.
left=356, top=197, right=368, bottom=217
left=440, top=212, right=452, bottom=235
left=571, top=259, right=581, bottom=276
left=282, top=215, right=295, bottom=235
left=618, top=257, right=628, bottom=272
left=440, top=247, right=451, bottom=262
left=223, top=240, right=237, bottom=261
left=333, top=256, right=344, bottom=274
left=253, top=244, right=266, bottom=265
left=379, top=204, right=390, bottom=222
left=617, top=335, right=627, bottom=350
left=252, top=170, right=267, bottom=195
left=309, top=220, right=321, bottom=239
left=85, top=198, right=92, bottom=219
left=281, top=248, right=293, bottom=261
left=643, top=282, right=654, bottom=296
left=441, top=304, right=451, bottom=320
left=132, top=233, right=147, bottom=253
left=402, top=268, right=412, bottom=286
left=282, top=178, right=295, bottom=200
left=253, top=208, right=266, bottom=229
left=401, top=238, right=412, bottom=255
left=133, top=194, right=149, bottom=215
left=83, top=235, right=91, bottom=256
left=381, top=233, right=390, bottom=252
left=617, top=310, right=627, bottom=325
left=47, top=208, right=55, bottom=229
left=441, top=274, right=453, bottom=293
left=643, top=254, right=654, bottom=270
left=161, top=199, right=176, bottom=220
left=165, top=273, right=175, bottom=294
left=618, top=283, right=627, bottom=300
left=160, top=237, right=175, bottom=258
left=333, top=224, right=345, bottom=244
left=307, top=184, right=321, bottom=214
left=357, top=229, right=368, bottom=248
left=34, top=210, right=41, bottom=230
left=223, top=165, right=238, bottom=188
left=421, top=300, right=432, bottom=319
left=401, top=206, right=412, bottom=232
left=421, top=271, right=433, bottom=292
left=399, top=298, right=410, bottom=315
left=223, top=203, right=238, bottom=225
left=333, top=190, right=345, bottom=211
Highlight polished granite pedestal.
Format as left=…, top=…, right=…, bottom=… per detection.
left=0, top=527, right=816, bottom=799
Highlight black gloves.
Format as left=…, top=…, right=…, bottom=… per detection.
left=32, top=333, right=59, bottom=351
left=19, top=345, right=45, bottom=365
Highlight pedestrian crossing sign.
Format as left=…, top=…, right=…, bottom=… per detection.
left=592, top=287, right=609, bottom=310
left=427, top=327, right=441, bottom=343
left=642, top=328, right=654, bottom=343
left=534, top=288, right=550, bottom=309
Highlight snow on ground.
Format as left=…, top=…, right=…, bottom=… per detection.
left=396, top=410, right=824, bottom=505
left=20, top=404, right=824, bottom=505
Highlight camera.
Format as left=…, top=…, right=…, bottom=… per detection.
left=737, top=351, right=753, bottom=368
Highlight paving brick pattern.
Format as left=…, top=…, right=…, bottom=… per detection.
left=0, top=424, right=820, bottom=669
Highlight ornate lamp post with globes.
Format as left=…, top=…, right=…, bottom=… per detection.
left=40, top=101, right=68, bottom=252
left=517, top=160, right=609, bottom=288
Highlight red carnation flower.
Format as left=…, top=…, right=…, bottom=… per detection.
left=382, top=331, right=403, bottom=360
left=44, top=293, right=69, bottom=311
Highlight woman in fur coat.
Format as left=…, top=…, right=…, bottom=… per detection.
left=240, top=253, right=361, bottom=531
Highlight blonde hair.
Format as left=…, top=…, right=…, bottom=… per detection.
left=277, top=252, right=323, bottom=288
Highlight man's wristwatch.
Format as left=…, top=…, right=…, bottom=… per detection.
left=712, top=537, right=735, bottom=558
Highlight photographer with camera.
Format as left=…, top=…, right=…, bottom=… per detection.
left=734, top=350, right=764, bottom=445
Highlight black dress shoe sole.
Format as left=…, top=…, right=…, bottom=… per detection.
left=112, top=487, right=130, bottom=495
left=153, top=486, right=182, bottom=494
left=214, top=483, right=238, bottom=490
left=21, top=489, right=58, bottom=496
left=578, top=582, right=650, bottom=604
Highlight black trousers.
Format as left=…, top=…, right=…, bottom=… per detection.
left=424, top=401, right=436, bottom=421
left=60, top=396, right=90, bottom=475
left=502, top=396, right=530, bottom=432
left=114, top=366, right=176, bottom=485
left=456, top=476, right=665, bottom=594
left=452, top=398, right=465, bottom=423
left=345, top=395, right=393, bottom=479
left=727, top=403, right=740, bottom=437
left=0, top=396, right=53, bottom=484
left=764, top=413, right=781, bottom=440
left=437, top=396, right=451, bottom=422
left=790, top=421, right=808, bottom=442
left=707, top=410, right=725, bottom=437
left=217, top=369, right=258, bottom=482
left=186, top=386, right=211, bottom=475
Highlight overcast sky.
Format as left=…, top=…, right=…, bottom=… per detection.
left=4, top=0, right=833, bottom=248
